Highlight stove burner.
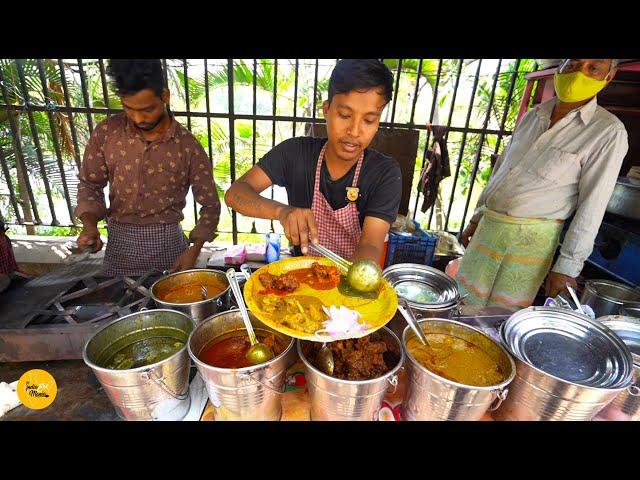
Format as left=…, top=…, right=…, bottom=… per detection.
left=0, top=260, right=163, bottom=362
left=28, top=276, right=154, bottom=326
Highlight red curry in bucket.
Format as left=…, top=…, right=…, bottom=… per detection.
left=199, top=329, right=289, bottom=368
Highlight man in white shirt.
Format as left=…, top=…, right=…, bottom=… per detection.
left=457, top=59, right=628, bottom=310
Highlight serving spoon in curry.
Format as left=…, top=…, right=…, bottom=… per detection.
left=226, top=268, right=275, bottom=365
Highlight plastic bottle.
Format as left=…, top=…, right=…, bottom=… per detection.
left=265, top=233, right=281, bottom=263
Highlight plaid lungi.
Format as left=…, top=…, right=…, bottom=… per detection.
left=102, top=220, right=189, bottom=277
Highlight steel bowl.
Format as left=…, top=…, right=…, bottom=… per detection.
left=150, top=269, right=231, bottom=323
left=382, top=263, right=460, bottom=320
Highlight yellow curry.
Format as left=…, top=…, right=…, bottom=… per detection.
left=407, top=333, right=505, bottom=387
left=258, top=295, right=327, bottom=334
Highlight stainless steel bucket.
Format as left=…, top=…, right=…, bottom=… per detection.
left=597, top=318, right=640, bottom=420
left=298, top=327, right=404, bottom=421
left=580, top=280, right=640, bottom=317
left=83, top=309, right=195, bottom=421
left=188, top=309, right=295, bottom=421
left=402, top=318, right=515, bottom=421
left=383, top=263, right=461, bottom=321
left=151, top=269, right=231, bottom=323
left=494, top=307, right=634, bottom=421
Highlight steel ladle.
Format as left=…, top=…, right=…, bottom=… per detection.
left=566, top=283, right=586, bottom=316
left=397, top=296, right=430, bottom=347
left=309, top=243, right=383, bottom=291
left=317, top=343, right=335, bottom=376
left=225, top=268, right=275, bottom=365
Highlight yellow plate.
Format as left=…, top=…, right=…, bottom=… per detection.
left=244, top=256, right=398, bottom=342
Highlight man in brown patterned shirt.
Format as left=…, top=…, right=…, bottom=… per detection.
left=75, top=59, right=221, bottom=276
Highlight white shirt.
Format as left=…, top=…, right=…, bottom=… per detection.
left=471, top=96, right=629, bottom=278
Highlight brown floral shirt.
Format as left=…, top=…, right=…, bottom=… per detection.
left=75, top=113, right=221, bottom=243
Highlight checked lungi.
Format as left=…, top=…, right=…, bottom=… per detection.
left=102, top=220, right=189, bottom=277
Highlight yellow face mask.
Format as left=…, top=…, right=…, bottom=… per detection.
left=553, top=71, right=608, bottom=103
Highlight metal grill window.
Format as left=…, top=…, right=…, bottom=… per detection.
left=0, top=58, right=537, bottom=242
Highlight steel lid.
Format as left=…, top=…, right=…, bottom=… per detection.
left=501, top=307, right=634, bottom=389
left=600, top=316, right=640, bottom=366
left=382, top=263, right=459, bottom=308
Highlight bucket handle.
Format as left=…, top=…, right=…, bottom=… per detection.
left=628, top=385, right=640, bottom=397
left=387, top=374, right=399, bottom=394
left=239, top=372, right=285, bottom=395
left=487, top=388, right=509, bottom=412
left=142, top=369, right=189, bottom=401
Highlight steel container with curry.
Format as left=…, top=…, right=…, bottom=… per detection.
left=402, top=318, right=515, bottom=421
left=151, top=269, right=230, bottom=323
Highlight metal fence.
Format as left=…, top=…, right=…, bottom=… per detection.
left=0, top=59, right=538, bottom=243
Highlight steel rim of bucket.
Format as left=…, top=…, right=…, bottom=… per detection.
left=187, top=312, right=296, bottom=377
left=296, top=328, right=405, bottom=387
left=150, top=269, right=230, bottom=307
left=82, top=308, right=195, bottom=374
left=500, top=316, right=634, bottom=392
left=403, top=318, right=516, bottom=392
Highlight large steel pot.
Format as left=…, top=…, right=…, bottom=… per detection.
left=150, top=269, right=231, bottom=323
left=402, top=318, right=515, bottom=421
left=580, top=280, right=640, bottom=317
left=597, top=317, right=640, bottom=420
left=188, top=309, right=296, bottom=421
left=494, top=307, right=634, bottom=421
left=298, top=327, right=404, bottom=421
left=606, top=177, right=640, bottom=221
left=83, top=309, right=195, bottom=421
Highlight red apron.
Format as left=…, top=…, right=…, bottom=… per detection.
left=310, top=143, right=364, bottom=260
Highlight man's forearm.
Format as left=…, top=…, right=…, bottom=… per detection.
left=353, top=242, right=382, bottom=264
left=80, top=213, right=101, bottom=230
left=225, top=181, right=289, bottom=220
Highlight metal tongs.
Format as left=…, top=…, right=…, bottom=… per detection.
left=309, top=244, right=352, bottom=273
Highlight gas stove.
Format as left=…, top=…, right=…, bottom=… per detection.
left=0, top=258, right=161, bottom=362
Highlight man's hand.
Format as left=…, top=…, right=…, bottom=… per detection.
left=172, top=243, right=203, bottom=272
left=277, top=206, right=319, bottom=254
left=544, top=271, right=578, bottom=298
left=460, top=221, right=478, bottom=248
left=77, top=226, right=103, bottom=253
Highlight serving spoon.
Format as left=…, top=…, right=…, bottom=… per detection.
left=225, top=268, right=275, bottom=365
left=309, top=243, right=382, bottom=292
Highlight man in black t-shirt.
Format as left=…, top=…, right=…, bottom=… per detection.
left=225, top=59, right=402, bottom=263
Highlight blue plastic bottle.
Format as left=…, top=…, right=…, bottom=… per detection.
left=265, top=233, right=281, bottom=263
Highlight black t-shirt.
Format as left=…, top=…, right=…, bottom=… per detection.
left=257, top=137, right=402, bottom=227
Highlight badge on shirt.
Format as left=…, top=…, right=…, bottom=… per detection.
left=346, top=187, right=360, bottom=202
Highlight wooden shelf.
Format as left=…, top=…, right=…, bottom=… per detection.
left=605, top=106, right=640, bottom=116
